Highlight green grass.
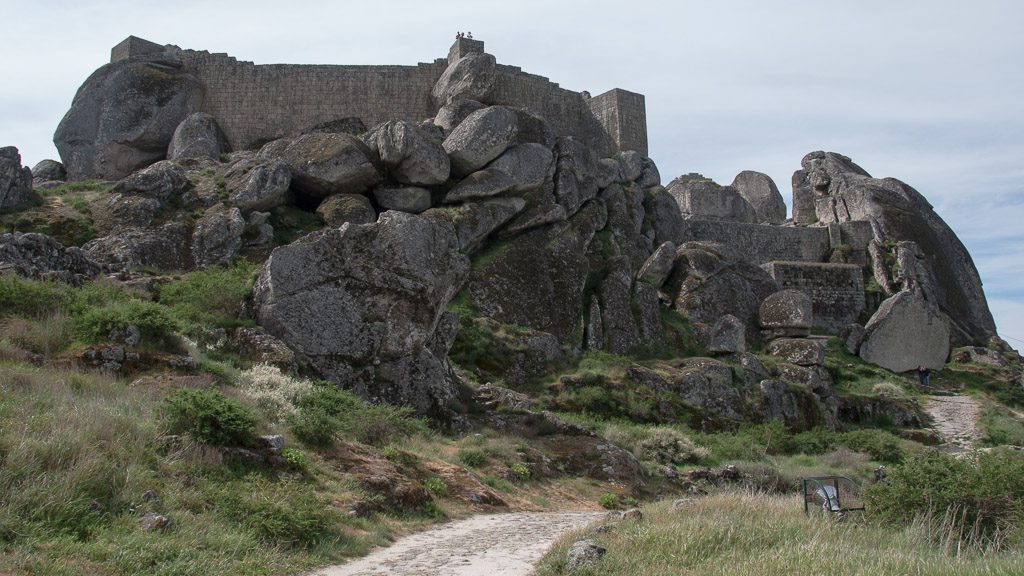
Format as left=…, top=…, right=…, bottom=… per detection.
left=157, top=261, right=257, bottom=336
left=535, top=491, right=1024, bottom=575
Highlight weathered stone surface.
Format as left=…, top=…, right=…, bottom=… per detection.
left=443, top=168, right=516, bottom=202
left=800, top=150, right=995, bottom=345
left=253, top=211, right=469, bottom=417
left=227, top=159, right=291, bottom=213
left=755, top=379, right=835, bottom=430
left=167, top=112, right=227, bottom=161
left=301, top=116, right=366, bottom=136
left=433, top=99, right=486, bottom=133
left=667, top=174, right=757, bottom=223
left=54, top=60, right=202, bottom=180
left=708, top=314, right=746, bottom=354
left=422, top=197, right=525, bottom=254
left=552, top=137, right=601, bottom=217
left=84, top=222, right=192, bottom=271
left=585, top=295, right=604, bottom=350
left=566, top=540, right=606, bottom=572
left=637, top=157, right=661, bottom=188
left=111, top=160, right=189, bottom=203
left=363, top=120, right=450, bottom=186
left=759, top=289, right=814, bottom=335
left=192, top=205, right=244, bottom=268
left=316, top=193, right=377, bottom=227
left=859, top=291, right=951, bottom=373
left=485, top=143, right=554, bottom=193
left=373, top=186, right=433, bottom=214
left=637, top=241, right=676, bottom=287
left=641, top=186, right=685, bottom=246
left=665, top=242, right=778, bottom=343
left=0, top=232, right=102, bottom=284
left=731, top=170, right=786, bottom=224
left=282, top=133, right=381, bottom=199
left=443, top=106, right=518, bottom=178
left=232, top=327, right=296, bottom=371
left=767, top=338, right=825, bottom=366
left=30, top=159, right=66, bottom=183
left=92, top=194, right=162, bottom=233
left=598, top=258, right=645, bottom=354
left=671, top=357, right=747, bottom=426
left=468, top=200, right=607, bottom=343
left=616, top=150, right=644, bottom=182
left=840, top=323, right=867, bottom=355
left=431, top=52, right=497, bottom=108
left=838, top=394, right=924, bottom=428
left=510, top=107, right=556, bottom=149
left=0, top=147, right=35, bottom=211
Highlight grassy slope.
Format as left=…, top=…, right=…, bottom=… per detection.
left=536, top=491, right=1024, bottom=576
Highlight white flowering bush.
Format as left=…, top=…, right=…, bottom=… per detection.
left=237, top=364, right=313, bottom=423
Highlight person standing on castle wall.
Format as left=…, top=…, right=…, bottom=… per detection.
left=917, top=365, right=931, bottom=388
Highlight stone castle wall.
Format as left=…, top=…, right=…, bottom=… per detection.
left=112, top=37, right=647, bottom=155
left=675, top=220, right=833, bottom=265
left=763, top=261, right=866, bottom=333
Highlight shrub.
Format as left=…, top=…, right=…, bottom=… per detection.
left=157, top=261, right=255, bottom=333
left=74, top=300, right=179, bottom=347
left=636, top=427, right=709, bottom=465
left=163, top=388, right=258, bottom=447
left=290, top=385, right=428, bottom=448
left=457, top=448, right=488, bottom=468
left=841, top=429, right=905, bottom=463
left=598, top=492, right=619, bottom=509
left=423, top=476, right=448, bottom=497
left=864, top=449, right=1024, bottom=548
left=0, top=276, right=69, bottom=319
left=237, top=364, right=313, bottom=423
left=509, top=462, right=531, bottom=481
left=280, top=447, right=309, bottom=473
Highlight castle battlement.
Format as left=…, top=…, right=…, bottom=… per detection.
left=107, top=36, right=647, bottom=156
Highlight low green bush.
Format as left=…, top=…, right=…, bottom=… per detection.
left=163, top=388, right=258, bottom=447
left=212, top=477, right=343, bottom=548
left=74, top=299, right=179, bottom=347
left=290, top=385, right=428, bottom=448
left=0, top=276, right=68, bottom=318
left=423, top=476, right=448, bottom=497
left=598, top=492, right=619, bottom=509
left=157, top=261, right=255, bottom=333
left=864, top=449, right=1024, bottom=548
left=457, top=448, right=488, bottom=468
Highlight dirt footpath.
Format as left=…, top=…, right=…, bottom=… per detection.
left=924, top=395, right=982, bottom=452
left=314, top=511, right=604, bottom=576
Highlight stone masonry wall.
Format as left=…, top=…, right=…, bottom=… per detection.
left=675, top=220, right=832, bottom=265
left=158, top=39, right=648, bottom=155
left=763, top=261, right=866, bottom=333
left=177, top=50, right=448, bottom=150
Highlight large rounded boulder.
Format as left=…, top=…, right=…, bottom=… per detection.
left=54, top=60, right=203, bottom=180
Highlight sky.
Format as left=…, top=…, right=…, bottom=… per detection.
left=1, top=0, right=1022, bottom=348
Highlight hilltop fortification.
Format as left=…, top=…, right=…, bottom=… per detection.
left=55, top=36, right=646, bottom=180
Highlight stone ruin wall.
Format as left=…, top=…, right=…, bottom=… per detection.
left=675, top=219, right=832, bottom=265
left=763, top=261, right=866, bottom=333
left=177, top=50, right=448, bottom=150
left=145, top=39, right=648, bottom=155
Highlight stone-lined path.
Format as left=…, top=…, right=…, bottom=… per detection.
left=314, top=511, right=604, bottom=576
left=924, top=395, right=982, bottom=452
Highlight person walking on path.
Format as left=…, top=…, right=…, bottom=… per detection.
left=917, top=365, right=931, bottom=388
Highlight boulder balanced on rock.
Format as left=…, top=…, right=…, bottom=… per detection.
left=858, top=291, right=951, bottom=373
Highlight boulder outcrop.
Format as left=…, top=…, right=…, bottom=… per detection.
left=253, top=211, right=469, bottom=418
left=858, top=290, right=951, bottom=373
left=796, top=151, right=995, bottom=345
left=167, top=112, right=228, bottom=161
left=731, top=170, right=786, bottom=224
left=0, top=147, right=35, bottom=211
left=54, top=58, right=202, bottom=180
left=667, top=174, right=756, bottom=223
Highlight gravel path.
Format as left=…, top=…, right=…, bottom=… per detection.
left=314, top=511, right=604, bottom=576
left=924, top=395, right=982, bottom=452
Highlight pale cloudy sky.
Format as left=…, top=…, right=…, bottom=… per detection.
left=1, top=0, right=1022, bottom=347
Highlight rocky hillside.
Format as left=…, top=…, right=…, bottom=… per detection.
left=1, top=38, right=1019, bottom=433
